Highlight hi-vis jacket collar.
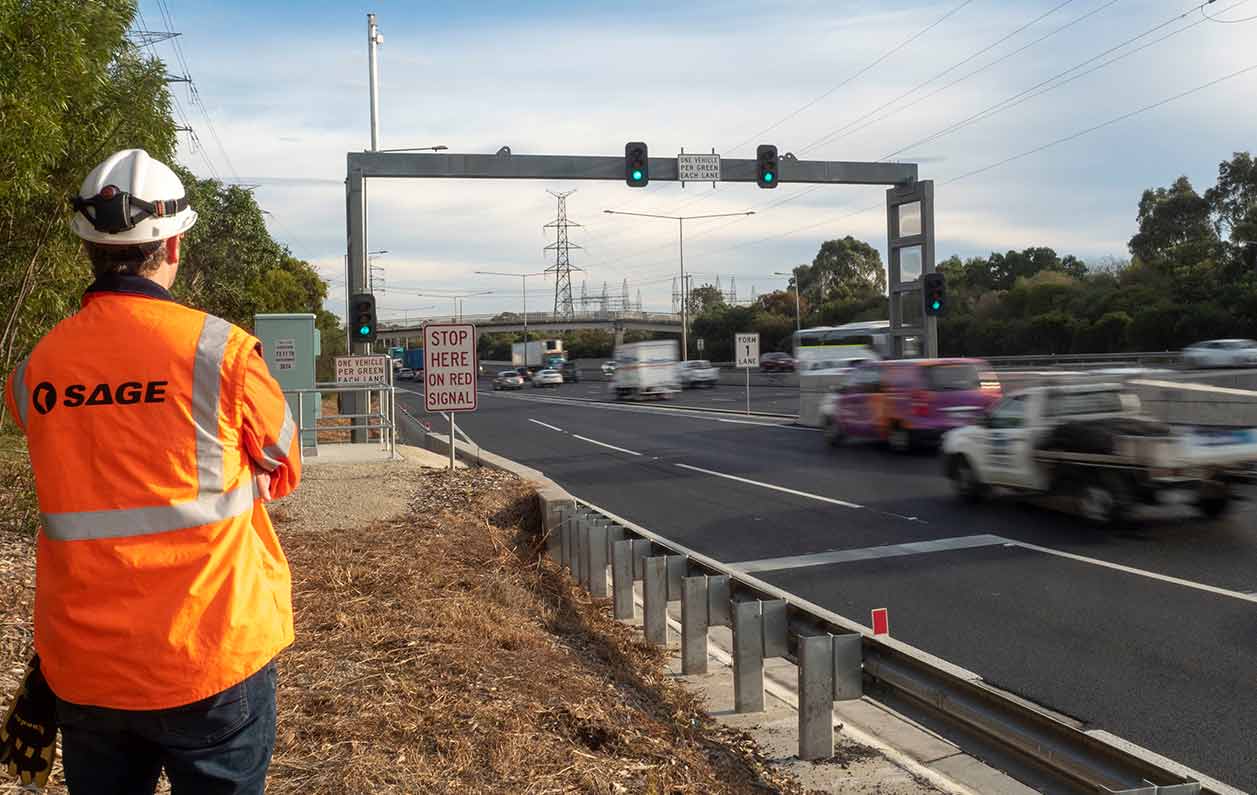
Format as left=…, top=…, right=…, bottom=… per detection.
left=83, top=273, right=175, bottom=304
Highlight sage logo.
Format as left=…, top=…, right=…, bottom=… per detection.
left=32, top=382, right=57, bottom=415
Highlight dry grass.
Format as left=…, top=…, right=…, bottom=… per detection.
left=271, top=467, right=803, bottom=794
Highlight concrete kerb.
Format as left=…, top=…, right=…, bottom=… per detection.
left=420, top=427, right=993, bottom=794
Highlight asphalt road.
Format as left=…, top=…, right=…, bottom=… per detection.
left=484, top=375, right=802, bottom=415
left=395, top=383, right=1257, bottom=791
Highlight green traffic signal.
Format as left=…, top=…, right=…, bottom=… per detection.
left=764, top=172, right=774, bottom=182
left=632, top=169, right=643, bottom=181
left=359, top=325, right=371, bottom=336
left=931, top=300, right=941, bottom=311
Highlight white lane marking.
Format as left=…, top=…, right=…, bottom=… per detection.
left=730, top=535, right=1007, bottom=574
left=675, top=463, right=862, bottom=509
left=528, top=419, right=564, bottom=432
left=1009, top=539, right=1257, bottom=605
left=571, top=434, right=642, bottom=456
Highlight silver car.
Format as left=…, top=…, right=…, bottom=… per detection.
left=532, top=368, right=563, bottom=388
left=1183, top=339, right=1257, bottom=369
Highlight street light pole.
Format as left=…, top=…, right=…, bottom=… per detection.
left=774, top=269, right=803, bottom=333
left=603, top=209, right=755, bottom=363
left=474, top=270, right=548, bottom=369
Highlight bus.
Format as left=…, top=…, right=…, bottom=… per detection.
left=791, top=321, right=892, bottom=371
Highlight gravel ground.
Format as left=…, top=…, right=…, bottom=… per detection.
left=268, top=445, right=449, bottom=532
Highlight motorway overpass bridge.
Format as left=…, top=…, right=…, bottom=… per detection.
left=378, top=310, right=683, bottom=346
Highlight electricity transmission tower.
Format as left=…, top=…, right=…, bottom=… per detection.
left=543, top=190, right=582, bottom=319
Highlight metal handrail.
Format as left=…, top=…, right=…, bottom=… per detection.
left=283, top=381, right=397, bottom=459
left=564, top=497, right=1204, bottom=794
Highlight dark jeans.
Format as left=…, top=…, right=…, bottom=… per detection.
left=54, top=662, right=277, bottom=795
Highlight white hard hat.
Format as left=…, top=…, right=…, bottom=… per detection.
left=70, top=149, right=198, bottom=244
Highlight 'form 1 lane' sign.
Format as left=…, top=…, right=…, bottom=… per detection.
left=423, top=323, right=478, bottom=412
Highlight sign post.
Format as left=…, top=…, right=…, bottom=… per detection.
left=422, top=322, right=478, bottom=470
left=735, top=333, right=759, bottom=416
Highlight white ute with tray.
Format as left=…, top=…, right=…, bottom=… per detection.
left=942, top=383, right=1257, bottom=524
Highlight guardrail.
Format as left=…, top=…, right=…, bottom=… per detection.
left=551, top=499, right=1204, bottom=794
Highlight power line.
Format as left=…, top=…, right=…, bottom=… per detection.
left=798, top=0, right=1081, bottom=156
left=879, top=0, right=1244, bottom=161
left=723, top=0, right=976, bottom=156
left=670, top=59, right=1257, bottom=261
left=1201, top=2, right=1257, bottom=20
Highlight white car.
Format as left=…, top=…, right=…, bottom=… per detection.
left=679, top=360, right=719, bottom=388
left=532, top=368, right=563, bottom=388
left=1182, top=339, right=1257, bottom=369
left=397, top=367, right=415, bottom=381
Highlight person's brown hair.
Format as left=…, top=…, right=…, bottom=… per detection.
left=84, top=241, right=167, bottom=278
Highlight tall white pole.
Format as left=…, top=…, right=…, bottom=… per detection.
left=367, top=13, right=382, bottom=151
left=679, top=218, right=688, bottom=362
left=522, top=275, right=529, bottom=369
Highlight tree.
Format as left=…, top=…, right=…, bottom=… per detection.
left=0, top=0, right=177, bottom=382
left=1205, top=152, right=1257, bottom=269
left=687, top=283, right=724, bottom=316
left=1129, top=176, right=1219, bottom=266
left=796, top=237, right=885, bottom=305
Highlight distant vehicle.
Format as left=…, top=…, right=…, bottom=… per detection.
left=402, top=348, right=424, bottom=372
left=792, top=321, right=891, bottom=369
left=531, top=368, right=563, bottom=388
left=558, top=360, right=582, bottom=383
left=397, top=367, right=415, bottom=381
left=493, top=370, right=525, bottom=390
left=613, top=340, right=680, bottom=400
left=759, top=352, right=795, bottom=372
left=1182, top=339, right=1257, bottom=369
left=513, top=339, right=565, bottom=370
left=601, top=361, right=617, bottom=378
left=828, top=359, right=1001, bottom=451
left=679, top=359, right=719, bottom=389
left=942, top=384, right=1257, bottom=524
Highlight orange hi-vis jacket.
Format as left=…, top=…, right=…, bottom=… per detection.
left=3, top=274, right=301, bottom=710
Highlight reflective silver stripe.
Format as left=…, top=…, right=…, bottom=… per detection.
left=41, top=482, right=255, bottom=542
left=258, top=403, right=296, bottom=471
left=12, top=357, right=30, bottom=427
left=192, top=316, right=232, bottom=495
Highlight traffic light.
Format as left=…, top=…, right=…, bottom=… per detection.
left=922, top=272, right=946, bottom=316
left=756, top=144, right=779, bottom=189
left=625, top=141, right=648, bottom=187
left=350, top=292, right=378, bottom=342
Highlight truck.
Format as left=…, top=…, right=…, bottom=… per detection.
left=402, top=348, right=424, bottom=374
left=612, top=340, right=680, bottom=401
left=942, top=383, right=1257, bottom=524
left=512, top=339, right=565, bottom=371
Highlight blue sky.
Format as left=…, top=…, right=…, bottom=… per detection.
left=140, top=0, right=1257, bottom=322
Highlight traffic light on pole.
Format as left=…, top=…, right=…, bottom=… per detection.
left=625, top=141, right=649, bottom=187
left=350, top=292, right=378, bottom=342
left=756, top=144, right=779, bottom=189
left=922, top=272, right=946, bottom=316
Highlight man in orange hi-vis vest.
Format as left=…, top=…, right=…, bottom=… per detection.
left=0, top=149, right=301, bottom=794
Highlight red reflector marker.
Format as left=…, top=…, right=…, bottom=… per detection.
left=871, top=608, right=889, bottom=636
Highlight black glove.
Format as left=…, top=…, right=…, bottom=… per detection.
left=0, top=655, right=58, bottom=789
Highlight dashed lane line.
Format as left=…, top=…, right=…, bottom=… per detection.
left=674, top=463, right=862, bottom=509
left=528, top=419, right=564, bottom=432
left=570, top=434, right=642, bottom=456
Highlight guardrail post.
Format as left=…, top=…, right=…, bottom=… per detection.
left=548, top=504, right=568, bottom=561
left=707, top=575, right=731, bottom=628
left=666, top=555, right=686, bottom=601
left=733, top=600, right=764, bottom=713
left=798, top=633, right=835, bottom=760
left=587, top=522, right=609, bottom=598
left=611, top=540, right=634, bottom=620
left=833, top=634, right=863, bottom=701
left=631, top=539, right=650, bottom=579
left=761, top=599, right=788, bottom=659
left=573, top=515, right=588, bottom=587
left=604, top=524, right=627, bottom=564
left=560, top=514, right=573, bottom=572
left=643, top=556, right=668, bottom=645
left=681, top=576, right=708, bottom=675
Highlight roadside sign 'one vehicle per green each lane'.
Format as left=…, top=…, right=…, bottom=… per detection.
left=735, top=333, right=759, bottom=415
left=423, top=322, right=478, bottom=469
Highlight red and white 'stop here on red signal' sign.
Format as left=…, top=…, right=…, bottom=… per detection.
left=422, top=323, right=478, bottom=412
